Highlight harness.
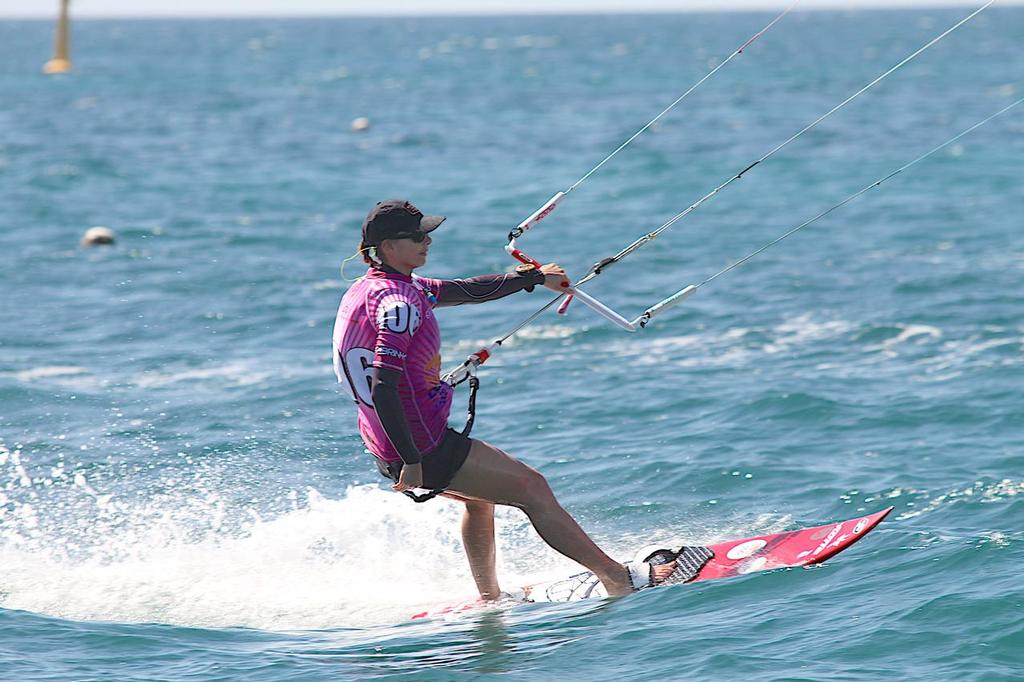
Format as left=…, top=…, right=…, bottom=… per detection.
left=397, top=275, right=479, bottom=503
left=400, top=373, right=478, bottom=503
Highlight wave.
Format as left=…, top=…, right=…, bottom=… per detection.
left=0, top=439, right=805, bottom=631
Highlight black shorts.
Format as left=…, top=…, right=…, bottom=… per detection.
left=375, top=428, right=472, bottom=490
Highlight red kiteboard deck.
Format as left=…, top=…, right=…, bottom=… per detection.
left=411, top=507, right=892, bottom=620
left=690, top=505, right=891, bottom=582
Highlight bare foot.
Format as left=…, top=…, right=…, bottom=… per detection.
left=605, top=559, right=678, bottom=596
left=604, top=581, right=634, bottom=597
left=652, top=561, right=677, bottom=584
left=602, top=566, right=635, bottom=597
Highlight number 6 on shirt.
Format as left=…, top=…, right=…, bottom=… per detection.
left=340, top=347, right=375, bottom=405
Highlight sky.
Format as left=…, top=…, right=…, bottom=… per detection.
left=2, top=0, right=1021, bottom=19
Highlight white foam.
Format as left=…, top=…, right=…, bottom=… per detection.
left=591, top=312, right=860, bottom=369
left=0, top=365, right=107, bottom=391
left=763, top=314, right=856, bottom=354
left=0, top=461, right=577, bottom=630
left=311, top=279, right=344, bottom=291
left=896, top=479, right=1024, bottom=521
left=917, top=334, right=1024, bottom=376
left=1, top=366, right=87, bottom=381
left=132, top=361, right=270, bottom=389
left=445, top=323, right=581, bottom=355
left=0, top=440, right=804, bottom=630
left=871, top=324, right=942, bottom=351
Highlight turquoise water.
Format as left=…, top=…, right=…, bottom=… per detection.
left=2, top=8, right=1023, bottom=680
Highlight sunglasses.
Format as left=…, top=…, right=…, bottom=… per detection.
left=389, top=231, right=429, bottom=243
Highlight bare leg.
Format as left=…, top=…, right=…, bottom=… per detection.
left=458, top=498, right=501, bottom=600
left=446, top=439, right=635, bottom=597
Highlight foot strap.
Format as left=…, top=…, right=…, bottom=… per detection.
left=662, top=545, right=714, bottom=585
left=628, top=544, right=715, bottom=589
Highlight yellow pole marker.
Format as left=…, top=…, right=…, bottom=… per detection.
left=43, top=0, right=72, bottom=74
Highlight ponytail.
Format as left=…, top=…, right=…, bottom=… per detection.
left=359, top=240, right=379, bottom=265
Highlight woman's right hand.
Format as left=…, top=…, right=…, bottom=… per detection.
left=539, top=263, right=571, bottom=293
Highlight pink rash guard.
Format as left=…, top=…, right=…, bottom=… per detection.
left=334, top=264, right=546, bottom=465
left=333, top=267, right=450, bottom=463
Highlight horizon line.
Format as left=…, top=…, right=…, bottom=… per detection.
left=4, top=1, right=1023, bottom=20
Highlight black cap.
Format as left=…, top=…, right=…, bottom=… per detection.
left=362, top=199, right=446, bottom=245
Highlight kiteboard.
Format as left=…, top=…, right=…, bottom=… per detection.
left=411, top=506, right=892, bottom=620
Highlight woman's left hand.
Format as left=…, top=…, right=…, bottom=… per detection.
left=393, top=462, right=423, bottom=492
left=539, top=263, right=571, bottom=293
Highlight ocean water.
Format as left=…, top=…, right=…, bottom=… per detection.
left=1, top=7, right=1023, bottom=680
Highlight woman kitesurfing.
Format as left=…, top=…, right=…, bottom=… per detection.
left=330, top=0, right=1017, bottom=605
left=332, top=199, right=678, bottom=599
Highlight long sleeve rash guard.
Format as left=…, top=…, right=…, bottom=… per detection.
left=334, top=266, right=547, bottom=466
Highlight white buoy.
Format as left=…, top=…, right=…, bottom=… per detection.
left=351, top=117, right=370, bottom=132
left=81, top=226, right=116, bottom=246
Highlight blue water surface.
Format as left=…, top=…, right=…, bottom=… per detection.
left=1, top=7, right=1023, bottom=681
